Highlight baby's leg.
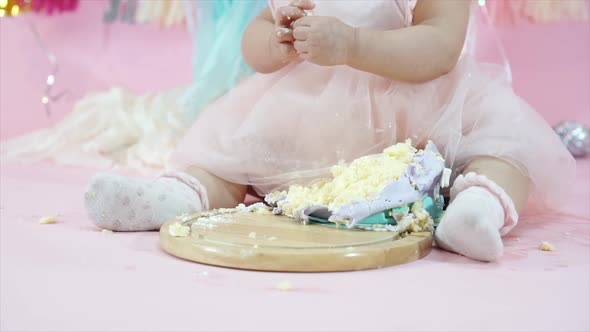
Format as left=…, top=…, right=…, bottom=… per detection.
left=84, top=167, right=246, bottom=231
left=184, top=166, right=248, bottom=210
left=461, top=157, right=529, bottom=212
left=435, top=157, right=529, bottom=261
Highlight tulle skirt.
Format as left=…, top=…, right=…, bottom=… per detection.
left=171, top=55, right=576, bottom=208
left=1, top=87, right=191, bottom=173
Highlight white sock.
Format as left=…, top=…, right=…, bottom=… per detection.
left=435, top=186, right=505, bottom=261
left=84, top=172, right=205, bottom=231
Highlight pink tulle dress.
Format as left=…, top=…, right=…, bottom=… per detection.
left=171, top=0, right=575, bottom=208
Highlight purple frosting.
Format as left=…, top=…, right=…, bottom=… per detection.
left=267, top=141, right=446, bottom=228
left=328, top=176, right=420, bottom=225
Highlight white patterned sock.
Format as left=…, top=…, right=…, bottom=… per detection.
left=84, top=172, right=206, bottom=231
left=435, top=186, right=505, bottom=261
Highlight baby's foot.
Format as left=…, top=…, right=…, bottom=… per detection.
left=435, top=186, right=505, bottom=261
left=84, top=172, right=207, bottom=231
left=435, top=172, right=519, bottom=262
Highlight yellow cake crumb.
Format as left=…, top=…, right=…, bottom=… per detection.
left=239, top=202, right=273, bottom=214
left=254, top=208, right=272, bottom=215
left=38, top=215, right=57, bottom=224
left=248, top=232, right=257, bottom=239
left=275, top=280, right=293, bottom=291
left=540, top=241, right=555, bottom=252
left=101, top=229, right=113, bottom=233
left=273, top=140, right=416, bottom=217
left=266, top=191, right=286, bottom=202
left=168, top=222, right=190, bottom=237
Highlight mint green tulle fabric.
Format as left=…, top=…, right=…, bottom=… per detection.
left=182, top=0, right=267, bottom=121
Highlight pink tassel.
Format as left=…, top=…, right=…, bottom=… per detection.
left=30, top=0, right=79, bottom=14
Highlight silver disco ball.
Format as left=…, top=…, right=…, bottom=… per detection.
left=554, top=121, right=590, bottom=158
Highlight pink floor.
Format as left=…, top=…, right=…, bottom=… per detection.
left=1, top=2, right=590, bottom=331
left=1, top=160, right=589, bottom=331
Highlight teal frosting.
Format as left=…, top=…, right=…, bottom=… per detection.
left=308, top=196, right=445, bottom=230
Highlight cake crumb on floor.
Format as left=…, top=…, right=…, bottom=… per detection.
left=275, top=280, right=293, bottom=291
left=540, top=241, right=555, bottom=252
left=39, top=215, right=57, bottom=224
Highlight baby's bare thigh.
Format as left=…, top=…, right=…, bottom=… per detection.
left=185, top=166, right=247, bottom=210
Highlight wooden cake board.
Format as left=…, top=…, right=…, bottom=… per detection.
left=160, top=213, right=432, bottom=272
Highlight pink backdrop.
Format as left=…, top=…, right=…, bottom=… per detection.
left=0, top=0, right=192, bottom=140
left=473, top=13, right=590, bottom=126
left=0, top=1, right=589, bottom=140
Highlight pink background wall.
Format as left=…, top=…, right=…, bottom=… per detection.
left=473, top=13, right=590, bottom=126
left=1, top=1, right=589, bottom=140
left=0, top=1, right=192, bottom=140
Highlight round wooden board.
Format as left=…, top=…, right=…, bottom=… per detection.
left=160, top=212, right=432, bottom=272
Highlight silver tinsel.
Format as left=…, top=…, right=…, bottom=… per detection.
left=554, top=121, right=590, bottom=158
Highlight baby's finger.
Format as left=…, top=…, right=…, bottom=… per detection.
left=279, top=43, right=298, bottom=59
left=276, top=27, right=294, bottom=42
left=294, top=40, right=309, bottom=53
left=289, top=0, right=315, bottom=11
left=292, top=26, right=310, bottom=41
left=276, top=6, right=306, bottom=27
left=292, top=16, right=313, bottom=28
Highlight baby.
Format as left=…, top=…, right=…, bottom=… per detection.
left=84, top=0, right=575, bottom=261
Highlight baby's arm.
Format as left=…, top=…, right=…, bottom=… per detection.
left=242, top=5, right=309, bottom=74
left=348, top=0, right=470, bottom=83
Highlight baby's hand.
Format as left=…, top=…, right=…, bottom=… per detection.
left=274, top=0, right=315, bottom=43
left=271, top=0, right=315, bottom=63
left=292, top=16, right=356, bottom=66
